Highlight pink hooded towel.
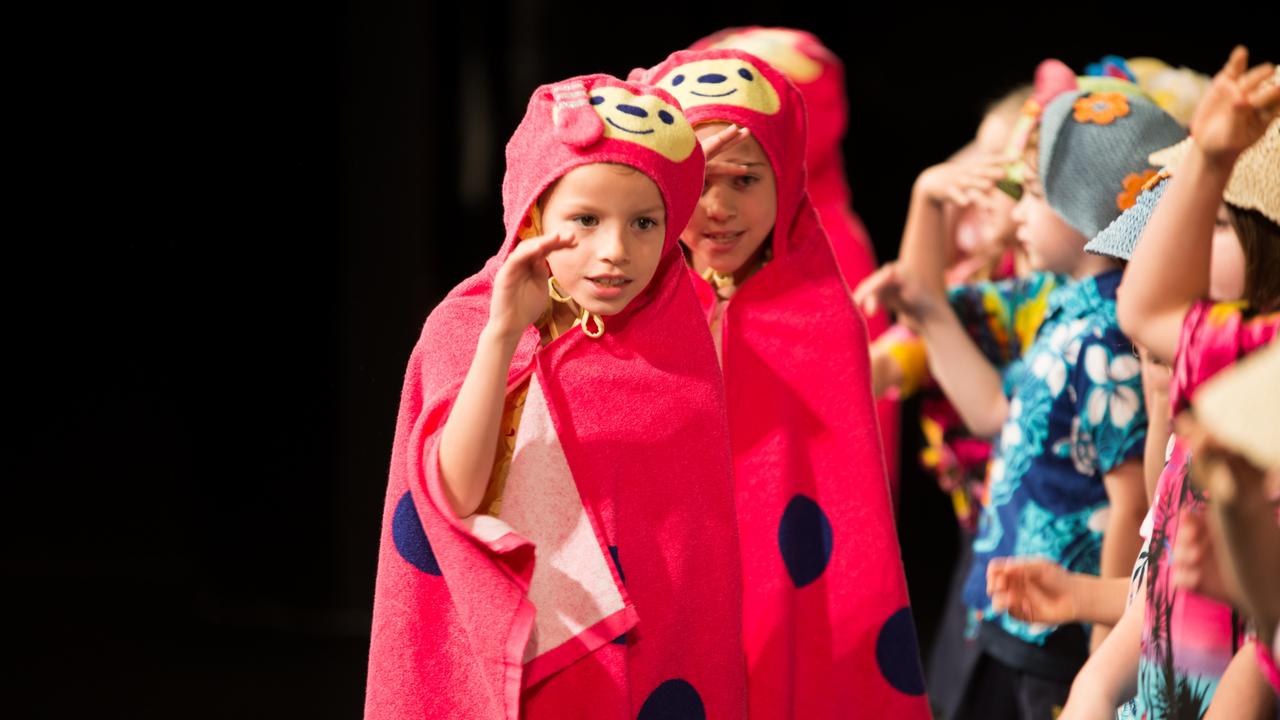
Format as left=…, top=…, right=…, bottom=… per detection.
left=687, top=28, right=899, bottom=493
left=365, top=74, right=746, bottom=720
left=632, top=50, right=929, bottom=719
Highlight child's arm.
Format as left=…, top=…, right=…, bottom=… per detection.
left=1118, top=47, right=1279, bottom=364
left=1096, top=458, right=1149, bottom=647
left=438, top=232, right=576, bottom=517
left=1203, top=642, right=1278, bottom=720
left=988, top=557, right=1129, bottom=626
left=856, top=159, right=1012, bottom=436
left=1059, top=585, right=1145, bottom=720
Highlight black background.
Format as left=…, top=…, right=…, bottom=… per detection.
left=9, top=4, right=1275, bottom=717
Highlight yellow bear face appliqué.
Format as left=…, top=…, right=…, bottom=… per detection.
left=710, top=29, right=823, bottom=84
left=586, top=85, right=696, bottom=162
left=657, top=58, right=781, bottom=116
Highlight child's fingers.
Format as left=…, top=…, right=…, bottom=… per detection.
left=947, top=186, right=973, bottom=207
left=705, top=160, right=752, bottom=178
left=1239, top=62, right=1276, bottom=93
left=1223, top=45, right=1249, bottom=80
left=703, top=125, right=750, bottom=159
left=507, top=232, right=576, bottom=269
left=1247, top=81, right=1280, bottom=114
left=529, top=232, right=578, bottom=259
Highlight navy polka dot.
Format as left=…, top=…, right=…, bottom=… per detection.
left=875, top=607, right=926, bottom=696
left=777, top=494, right=833, bottom=588
left=637, top=679, right=705, bottom=720
left=671, top=74, right=685, bottom=87
left=590, top=95, right=605, bottom=105
left=658, top=109, right=674, bottom=125
left=737, top=68, right=754, bottom=81
left=392, top=491, right=441, bottom=576
left=609, top=545, right=627, bottom=644
left=609, top=545, right=625, bottom=583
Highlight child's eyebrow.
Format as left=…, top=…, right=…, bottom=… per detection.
left=633, top=206, right=665, bottom=216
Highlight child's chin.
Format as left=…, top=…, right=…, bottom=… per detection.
left=579, top=295, right=633, bottom=317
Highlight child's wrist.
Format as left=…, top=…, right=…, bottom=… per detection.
left=480, top=322, right=523, bottom=353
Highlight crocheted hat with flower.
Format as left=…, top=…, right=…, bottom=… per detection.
left=1037, top=84, right=1187, bottom=241
left=1086, top=117, right=1279, bottom=260
left=997, top=59, right=1150, bottom=199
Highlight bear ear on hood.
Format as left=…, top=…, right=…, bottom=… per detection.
left=626, top=67, right=647, bottom=83
left=550, top=79, right=605, bottom=149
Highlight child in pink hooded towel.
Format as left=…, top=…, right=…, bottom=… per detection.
left=364, top=74, right=747, bottom=720
left=632, top=49, right=929, bottom=720
left=687, top=27, right=900, bottom=494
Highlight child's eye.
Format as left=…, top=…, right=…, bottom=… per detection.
left=733, top=175, right=759, bottom=190
left=1213, top=216, right=1230, bottom=230
left=573, top=215, right=599, bottom=228
left=634, top=217, right=660, bottom=231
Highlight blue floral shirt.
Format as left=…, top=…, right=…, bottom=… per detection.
left=958, top=269, right=1147, bottom=645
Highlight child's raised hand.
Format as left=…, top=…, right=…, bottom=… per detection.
left=699, top=123, right=751, bottom=162
left=987, top=557, right=1079, bottom=625
left=487, top=231, right=577, bottom=340
left=1190, top=46, right=1279, bottom=166
left=914, top=157, right=1008, bottom=208
left=853, top=262, right=945, bottom=331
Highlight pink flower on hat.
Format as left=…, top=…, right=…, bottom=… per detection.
left=1073, top=92, right=1131, bottom=125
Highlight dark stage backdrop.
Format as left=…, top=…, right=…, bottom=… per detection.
left=8, top=4, right=1273, bottom=717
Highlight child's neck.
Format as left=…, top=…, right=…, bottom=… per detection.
left=1065, top=252, right=1121, bottom=281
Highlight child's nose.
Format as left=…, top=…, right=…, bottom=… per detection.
left=703, top=186, right=735, bottom=221
left=597, top=226, right=629, bottom=263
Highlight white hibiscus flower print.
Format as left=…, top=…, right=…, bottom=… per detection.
left=1031, top=350, right=1067, bottom=397
left=1083, top=344, right=1141, bottom=429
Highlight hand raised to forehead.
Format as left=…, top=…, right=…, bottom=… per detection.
left=700, top=123, right=751, bottom=162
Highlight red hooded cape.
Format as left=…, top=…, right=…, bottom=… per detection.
left=365, top=74, right=746, bottom=720
left=632, top=50, right=929, bottom=719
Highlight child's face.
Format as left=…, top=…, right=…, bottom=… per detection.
left=541, top=163, right=667, bottom=316
left=680, top=123, right=777, bottom=276
left=1209, top=203, right=1245, bottom=302
left=1011, top=179, right=1087, bottom=275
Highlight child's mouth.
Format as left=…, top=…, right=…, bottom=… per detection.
left=703, top=231, right=744, bottom=247
left=588, top=276, right=631, bottom=288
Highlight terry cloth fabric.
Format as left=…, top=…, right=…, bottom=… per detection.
left=365, top=74, right=747, bottom=720
left=1087, top=119, right=1279, bottom=260
left=633, top=48, right=929, bottom=720
left=1038, top=85, right=1187, bottom=241
left=686, top=26, right=901, bottom=500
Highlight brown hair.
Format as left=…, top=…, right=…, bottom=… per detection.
left=1228, top=203, right=1280, bottom=312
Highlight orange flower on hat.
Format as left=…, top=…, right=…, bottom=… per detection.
left=1117, top=169, right=1161, bottom=211
left=1073, top=92, right=1131, bottom=125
